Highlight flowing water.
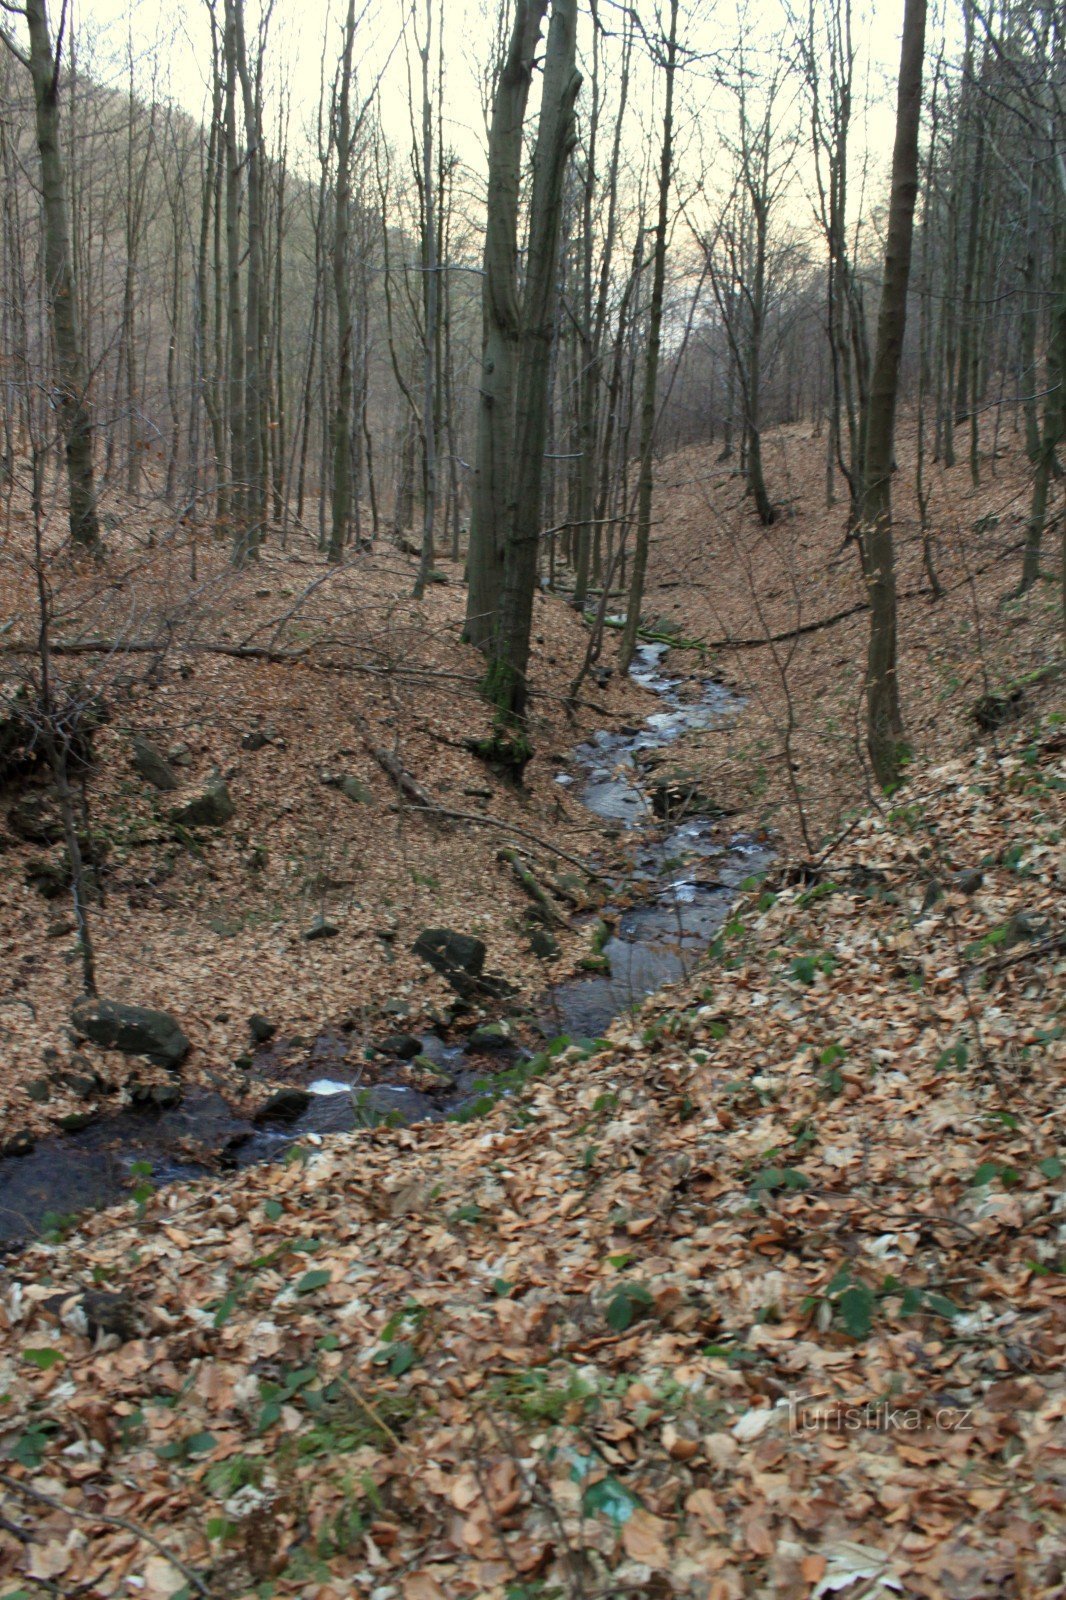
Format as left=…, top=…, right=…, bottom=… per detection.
left=0, top=643, right=769, bottom=1245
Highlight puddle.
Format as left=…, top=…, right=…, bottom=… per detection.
left=0, top=641, right=769, bottom=1245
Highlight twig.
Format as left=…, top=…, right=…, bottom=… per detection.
left=335, top=1375, right=406, bottom=1452
left=973, top=930, right=1065, bottom=974
left=0, top=1469, right=210, bottom=1596
left=403, top=805, right=610, bottom=881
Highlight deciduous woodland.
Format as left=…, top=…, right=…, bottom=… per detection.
left=0, top=0, right=1062, bottom=1592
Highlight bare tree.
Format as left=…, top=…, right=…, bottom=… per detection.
left=2, top=0, right=101, bottom=552
left=861, top=0, right=926, bottom=789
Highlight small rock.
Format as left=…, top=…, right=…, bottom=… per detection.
left=46, top=918, right=76, bottom=938
left=1, top=1131, right=34, bottom=1158
left=255, top=1087, right=311, bottom=1124
left=380, top=1032, right=424, bottom=1060
left=469, top=1021, right=513, bottom=1050
left=303, top=915, right=340, bottom=941
left=167, top=743, right=193, bottom=767
left=362, top=1084, right=435, bottom=1124
left=131, top=734, right=178, bottom=791
left=321, top=771, right=372, bottom=804
left=921, top=879, right=942, bottom=912
left=382, top=999, right=410, bottom=1017
left=25, top=1077, right=52, bottom=1103
left=952, top=868, right=984, bottom=895
left=149, top=1082, right=182, bottom=1108
left=527, top=926, right=560, bottom=960
left=241, top=726, right=275, bottom=752
left=413, top=928, right=486, bottom=986
left=338, top=775, right=372, bottom=805
left=54, top=1070, right=99, bottom=1099
left=1004, top=911, right=1049, bottom=947
left=71, top=997, right=190, bottom=1069
left=170, top=773, right=235, bottom=829
left=249, top=1014, right=277, bottom=1044
left=58, top=1110, right=94, bottom=1131
left=81, top=1289, right=139, bottom=1343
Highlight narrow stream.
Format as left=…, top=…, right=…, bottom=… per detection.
left=0, top=644, right=769, bottom=1245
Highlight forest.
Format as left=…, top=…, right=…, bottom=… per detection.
left=0, top=0, right=1062, bottom=1592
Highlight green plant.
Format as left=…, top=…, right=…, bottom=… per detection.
left=604, top=1282, right=653, bottom=1332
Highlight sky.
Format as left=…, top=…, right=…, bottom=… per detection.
left=62, top=0, right=920, bottom=235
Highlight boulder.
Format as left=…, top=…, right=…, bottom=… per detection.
left=170, top=774, right=234, bottom=828
left=413, top=928, right=486, bottom=981
left=131, top=735, right=178, bottom=791
left=71, top=998, right=190, bottom=1069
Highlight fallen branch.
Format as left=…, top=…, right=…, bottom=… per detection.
left=0, top=1469, right=210, bottom=1597
left=403, top=804, right=610, bottom=882
left=497, top=847, right=569, bottom=925
left=972, top=929, right=1065, bottom=975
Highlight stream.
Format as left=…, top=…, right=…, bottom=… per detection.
left=0, top=643, right=770, bottom=1246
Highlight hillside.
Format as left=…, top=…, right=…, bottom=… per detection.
left=0, top=418, right=1063, bottom=1597
left=0, top=719, right=1062, bottom=1598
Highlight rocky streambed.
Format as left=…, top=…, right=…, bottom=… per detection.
left=0, top=643, right=770, bottom=1245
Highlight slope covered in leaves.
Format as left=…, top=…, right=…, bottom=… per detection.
left=1, top=719, right=1062, bottom=1599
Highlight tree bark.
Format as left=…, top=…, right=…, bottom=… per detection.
left=861, top=0, right=926, bottom=789
left=619, top=0, right=678, bottom=672
left=486, top=0, right=580, bottom=716
left=22, top=0, right=101, bottom=552
left=464, top=0, right=548, bottom=648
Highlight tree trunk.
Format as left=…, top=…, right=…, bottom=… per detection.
left=861, top=0, right=925, bottom=790
left=464, top=0, right=548, bottom=648
left=23, top=0, right=100, bottom=552
left=1018, top=220, right=1064, bottom=596
left=486, top=0, right=580, bottom=716
left=328, top=0, right=357, bottom=563
left=619, top=0, right=678, bottom=672
left=414, top=0, right=439, bottom=599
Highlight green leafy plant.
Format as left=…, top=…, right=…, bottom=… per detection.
left=604, top=1282, right=653, bottom=1332
left=23, top=1347, right=64, bottom=1371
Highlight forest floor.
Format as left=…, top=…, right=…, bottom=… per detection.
left=0, top=719, right=1061, bottom=1599
left=0, top=413, right=1060, bottom=1149
left=0, top=521, right=656, bottom=1145
left=633, top=413, right=1060, bottom=855
left=0, top=419, right=1063, bottom=1596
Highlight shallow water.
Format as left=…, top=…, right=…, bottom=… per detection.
left=0, top=642, right=768, bottom=1245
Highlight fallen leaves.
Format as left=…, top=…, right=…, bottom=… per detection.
left=0, top=589, right=1062, bottom=1596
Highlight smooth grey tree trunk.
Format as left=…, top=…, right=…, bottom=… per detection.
left=619, top=0, right=678, bottom=672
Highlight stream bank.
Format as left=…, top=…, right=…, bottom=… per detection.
left=0, top=643, right=770, bottom=1245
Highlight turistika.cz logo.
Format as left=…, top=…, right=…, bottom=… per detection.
left=789, top=1398, right=974, bottom=1436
